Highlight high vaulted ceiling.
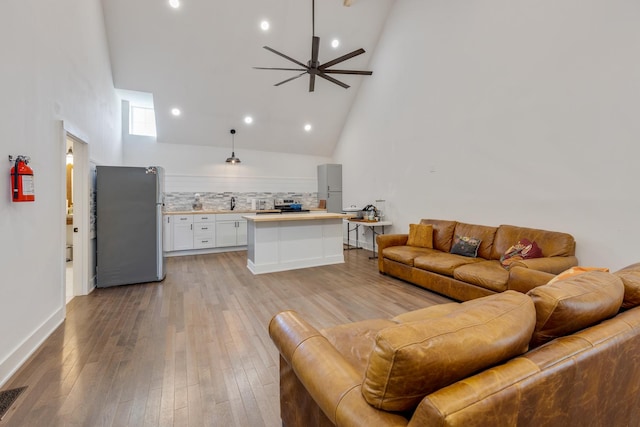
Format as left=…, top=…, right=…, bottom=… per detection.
left=100, top=0, right=395, bottom=157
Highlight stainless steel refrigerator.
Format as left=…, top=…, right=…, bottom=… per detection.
left=96, top=166, right=166, bottom=287
left=317, top=163, right=342, bottom=213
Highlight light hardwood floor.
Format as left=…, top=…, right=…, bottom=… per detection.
left=2, top=249, right=451, bottom=426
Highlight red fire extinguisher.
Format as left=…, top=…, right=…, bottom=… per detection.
left=10, top=155, right=35, bottom=202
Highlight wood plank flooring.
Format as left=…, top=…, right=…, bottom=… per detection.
left=1, top=249, right=451, bottom=426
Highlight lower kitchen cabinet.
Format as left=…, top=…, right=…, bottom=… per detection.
left=193, top=214, right=216, bottom=249
left=216, top=214, right=247, bottom=247
left=164, top=213, right=247, bottom=254
left=163, top=215, right=173, bottom=252
left=171, top=215, right=194, bottom=251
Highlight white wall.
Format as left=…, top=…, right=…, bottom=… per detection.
left=334, top=0, right=640, bottom=270
left=124, top=134, right=332, bottom=193
left=0, top=0, right=121, bottom=385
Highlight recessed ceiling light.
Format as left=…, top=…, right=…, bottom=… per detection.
left=244, top=116, right=253, bottom=124
left=169, top=0, right=180, bottom=9
left=260, top=20, right=270, bottom=31
left=171, top=108, right=181, bottom=116
left=304, top=124, right=312, bottom=132
left=331, top=39, right=340, bottom=49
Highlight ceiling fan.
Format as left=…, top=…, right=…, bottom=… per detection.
left=254, top=0, right=373, bottom=92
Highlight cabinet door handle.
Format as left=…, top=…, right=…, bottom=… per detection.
left=190, top=224, right=193, bottom=230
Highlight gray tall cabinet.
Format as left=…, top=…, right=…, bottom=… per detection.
left=317, top=164, right=343, bottom=213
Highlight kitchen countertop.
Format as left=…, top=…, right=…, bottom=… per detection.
left=164, top=208, right=327, bottom=215
left=243, top=212, right=350, bottom=222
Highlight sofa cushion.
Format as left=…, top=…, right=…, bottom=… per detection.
left=453, top=260, right=509, bottom=292
left=414, top=251, right=482, bottom=276
left=613, top=262, right=640, bottom=309
left=527, top=271, right=624, bottom=348
left=322, top=319, right=399, bottom=374
left=392, top=303, right=461, bottom=323
left=453, top=222, right=498, bottom=259
left=419, top=219, right=457, bottom=252
left=450, top=235, right=482, bottom=257
left=491, top=224, right=576, bottom=260
left=361, top=291, right=536, bottom=412
left=407, top=223, right=433, bottom=248
left=382, top=246, right=436, bottom=267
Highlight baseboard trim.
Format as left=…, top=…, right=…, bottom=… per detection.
left=0, top=307, right=65, bottom=387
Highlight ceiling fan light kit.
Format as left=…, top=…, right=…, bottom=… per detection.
left=255, top=0, right=372, bottom=92
left=225, top=129, right=241, bottom=164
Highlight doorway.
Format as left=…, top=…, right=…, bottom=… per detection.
left=65, top=137, right=74, bottom=303
left=63, top=132, right=90, bottom=303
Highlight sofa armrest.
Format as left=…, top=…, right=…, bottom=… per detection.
left=509, top=256, right=578, bottom=274
left=507, top=266, right=555, bottom=294
left=376, top=234, right=409, bottom=273
left=408, top=358, right=539, bottom=427
left=269, top=311, right=409, bottom=427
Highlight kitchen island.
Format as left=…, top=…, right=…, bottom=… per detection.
left=243, top=212, right=350, bottom=274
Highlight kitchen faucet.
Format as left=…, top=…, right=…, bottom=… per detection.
left=230, top=196, right=236, bottom=211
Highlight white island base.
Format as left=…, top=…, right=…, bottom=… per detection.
left=243, top=212, right=350, bottom=275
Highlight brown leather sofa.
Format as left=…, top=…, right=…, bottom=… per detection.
left=377, top=219, right=578, bottom=301
left=269, top=263, right=640, bottom=427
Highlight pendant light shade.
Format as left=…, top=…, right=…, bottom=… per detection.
left=225, top=129, right=241, bottom=164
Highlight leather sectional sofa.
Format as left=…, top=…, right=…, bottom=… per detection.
left=377, top=219, right=578, bottom=301
left=269, top=263, right=640, bottom=426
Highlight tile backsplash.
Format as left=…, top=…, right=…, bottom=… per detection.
left=164, top=192, right=319, bottom=212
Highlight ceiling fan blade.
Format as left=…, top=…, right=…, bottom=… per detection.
left=254, top=67, right=307, bottom=71
left=274, top=72, right=308, bottom=87
left=309, top=74, right=316, bottom=92
left=263, top=46, right=309, bottom=69
left=319, top=48, right=365, bottom=70
left=321, top=69, right=373, bottom=75
left=317, top=72, right=350, bottom=89
left=311, top=36, right=320, bottom=66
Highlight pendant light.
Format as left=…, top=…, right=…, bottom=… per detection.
left=225, top=129, right=241, bottom=164
left=66, top=147, right=74, bottom=165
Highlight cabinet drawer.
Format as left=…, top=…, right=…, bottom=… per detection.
left=174, top=215, right=193, bottom=223
left=216, top=213, right=244, bottom=222
left=194, top=214, right=215, bottom=223
left=193, top=223, right=215, bottom=236
left=194, top=237, right=215, bottom=249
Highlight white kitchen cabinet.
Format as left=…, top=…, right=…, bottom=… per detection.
left=172, top=215, right=194, bottom=251
left=318, top=164, right=342, bottom=213
left=163, top=215, right=173, bottom=252
left=193, top=214, right=216, bottom=249
left=216, top=213, right=247, bottom=247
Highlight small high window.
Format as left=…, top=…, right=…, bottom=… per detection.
left=130, top=106, right=157, bottom=137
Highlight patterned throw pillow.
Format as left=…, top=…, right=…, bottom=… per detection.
left=547, top=266, right=610, bottom=284
left=500, top=239, right=543, bottom=269
left=450, top=235, right=481, bottom=258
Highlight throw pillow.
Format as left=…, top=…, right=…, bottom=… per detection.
left=407, top=223, right=433, bottom=248
left=547, top=266, right=610, bottom=284
left=450, top=235, right=481, bottom=257
left=500, top=239, right=543, bottom=269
